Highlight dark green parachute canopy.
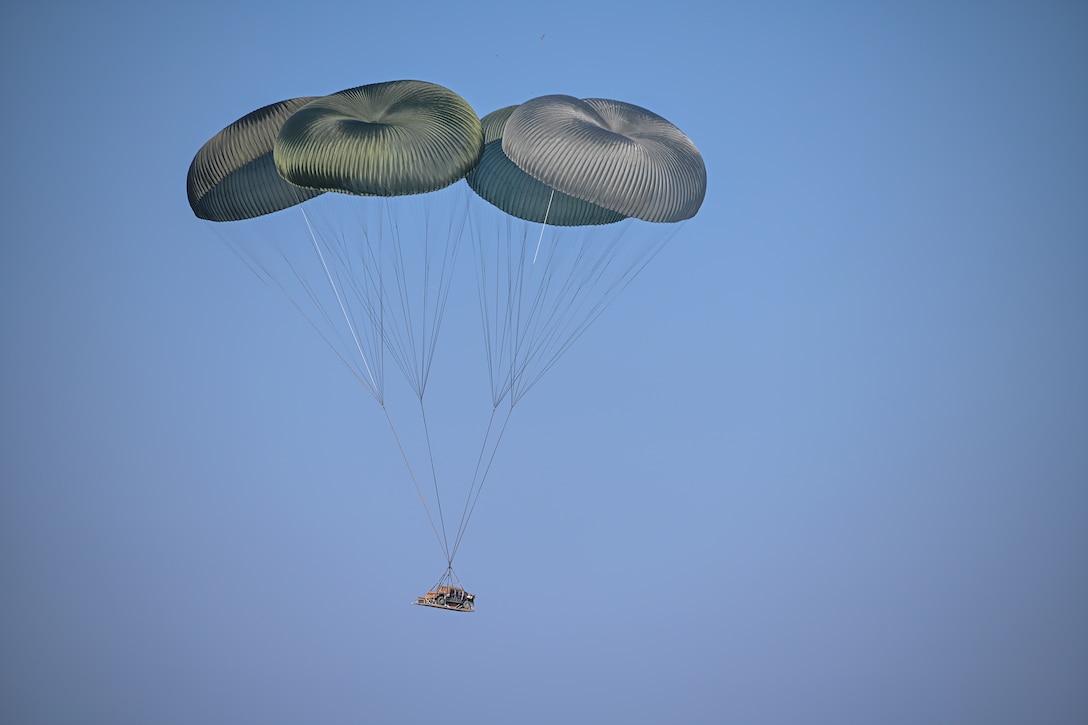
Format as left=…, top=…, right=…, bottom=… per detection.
left=466, top=105, right=627, bottom=226
left=274, top=80, right=483, bottom=197
left=187, top=97, right=324, bottom=222
left=500, top=95, right=706, bottom=223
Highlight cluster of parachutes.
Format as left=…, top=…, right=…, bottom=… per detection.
left=188, top=79, right=705, bottom=227
left=187, top=80, right=706, bottom=573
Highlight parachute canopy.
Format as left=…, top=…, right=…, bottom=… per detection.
left=499, top=95, right=706, bottom=223
left=273, top=80, right=484, bottom=197
left=466, top=105, right=627, bottom=226
left=187, top=96, right=324, bottom=222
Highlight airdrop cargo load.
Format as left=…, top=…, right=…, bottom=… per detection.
left=415, top=585, right=475, bottom=612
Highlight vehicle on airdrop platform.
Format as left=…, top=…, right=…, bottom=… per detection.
left=415, top=585, right=475, bottom=612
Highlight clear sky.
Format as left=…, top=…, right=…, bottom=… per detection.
left=2, top=2, right=1086, bottom=723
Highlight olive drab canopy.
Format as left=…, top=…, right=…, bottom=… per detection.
left=273, top=80, right=483, bottom=197
left=466, top=105, right=627, bottom=226
left=499, top=95, right=707, bottom=223
left=186, top=97, right=324, bottom=222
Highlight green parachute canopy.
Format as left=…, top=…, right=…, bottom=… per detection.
left=187, top=96, right=324, bottom=222
left=273, top=80, right=483, bottom=197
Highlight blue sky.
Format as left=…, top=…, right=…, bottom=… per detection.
left=2, top=2, right=1086, bottom=723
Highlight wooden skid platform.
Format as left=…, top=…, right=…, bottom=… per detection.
left=414, top=598, right=474, bottom=612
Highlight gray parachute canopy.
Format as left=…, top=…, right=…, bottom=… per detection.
left=187, top=97, right=324, bottom=222
left=466, top=105, right=627, bottom=226
left=273, top=80, right=484, bottom=197
left=500, top=95, right=706, bottom=223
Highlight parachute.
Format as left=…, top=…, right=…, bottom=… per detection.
left=273, top=81, right=483, bottom=197
left=187, top=96, right=324, bottom=221
left=496, top=95, right=706, bottom=223
left=187, top=80, right=706, bottom=609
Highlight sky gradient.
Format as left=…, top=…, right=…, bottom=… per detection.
left=2, top=2, right=1087, bottom=723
